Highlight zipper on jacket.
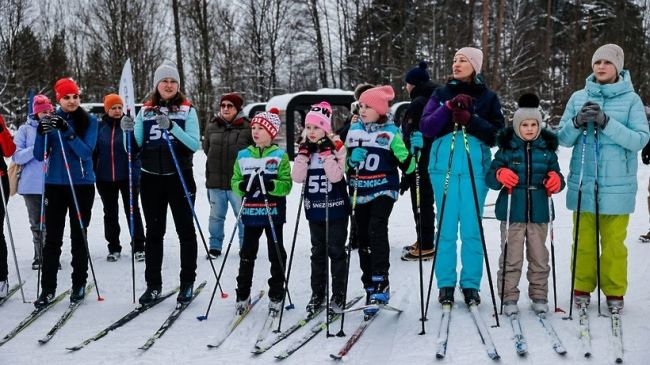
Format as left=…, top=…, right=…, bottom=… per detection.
left=526, top=142, right=531, bottom=222
left=111, top=124, right=116, bottom=181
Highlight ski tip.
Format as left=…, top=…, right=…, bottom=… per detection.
left=285, top=304, right=295, bottom=310
left=221, top=293, right=229, bottom=299
left=197, top=315, right=208, bottom=321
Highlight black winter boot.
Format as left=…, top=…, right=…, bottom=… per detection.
left=139, top=286, right=162, bottom=305
left=462, top=288, right=481, bottom=305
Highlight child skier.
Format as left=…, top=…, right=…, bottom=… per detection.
left=291, top=102, right=349, bottom=314
left=345, top=85, right=419, bottom=315
left=486, top=94, right=565, bottom=315
left=232, top=109, right=292, bottom=315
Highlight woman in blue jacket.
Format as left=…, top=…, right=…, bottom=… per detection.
left=33, top=78, right=98, bottom=308
left=557, top=44, right=649, bottom=312
left=94, top=94, right=145, bottom=262
left=420, top=47, right=504, bottom=306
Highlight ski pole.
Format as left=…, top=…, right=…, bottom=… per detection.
left=0, top=171, right=26, bottom=303
left=160, top=128, right=225, bottom=297
left=36, top=134, right=48, bottom=299
left=277, top=180, right=305, bottom=331
left=325, top=175, right=333, bottom=337
left=424, top=124, right=458, bottom=319
left=547, top=193, right=564, bottom=313
left=126, top=130, right=136, bottom=303
left=198, top=170, right=257, bottom=321
left=564, top=128, right=588, bottom=320
left=258, top=172, right=294, bottom=321
left=337, top=140, right=362, bottom=337
left=413, top=150, right=427, bottom=335
left=593, top=126, right=602, bottom=317
left=499, top=188, right=512, bottom=315
left=56, top=131, right=103, bottom=301
left=460, top=126, right=499, bottom=327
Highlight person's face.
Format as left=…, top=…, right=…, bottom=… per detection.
left=220, top=100, right=237, bottom=122
left=592, top=60, right=617, bottom=84
left=359, top=103, right=380, bottom=123
left=108, top=104, right=123, bottom=119
left=405, top=83, right=415, bottom=94
left=305, top=123, right=326, bottom=142
left=251, top=124, right=272, bottom=146
left=518, top=119, right=539, bottom=141
left=36, top=110, right=52, bottom=120
left=59, top=94, right=80, bottom=113
left=157, top=78, right=179, bottom=100
left=452, top=55, right=474, bottom=82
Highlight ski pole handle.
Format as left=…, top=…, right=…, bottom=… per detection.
left=245, top=168, right=259, bottom=193
left=258, top=172, right=268, bottom=195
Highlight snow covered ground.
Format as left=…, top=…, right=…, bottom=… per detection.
left=1, top=147, right=649, bottom=365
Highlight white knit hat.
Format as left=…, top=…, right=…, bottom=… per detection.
left=455, top=47, right=483, bottom=74
left=153, top=60, right=180, bottom=88
left=592, top=44, right=624, bottom=73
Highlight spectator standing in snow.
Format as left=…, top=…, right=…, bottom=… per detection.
left=0, top=114, right=16, bottom=299
left=557, top=44, right=649, bottom=312
left=420, top=47, right=505, bottom=307
left=639, top=106, right=650, bottom=242
left=203, top=92, right=252, bottom=259
left=94, top=94, right=146, bottom=263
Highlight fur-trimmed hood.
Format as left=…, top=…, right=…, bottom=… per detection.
left=496, top=126, right=559, bottom=151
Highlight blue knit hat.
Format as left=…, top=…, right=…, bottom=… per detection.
left=404, top=61, right=430, bottom=86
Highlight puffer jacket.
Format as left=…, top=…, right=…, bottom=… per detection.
left=12, top=116, right=44, bottom=194
left=94, top=114, right=141, bottom=183
left=557, top=70, right=649, bottom=215
left=203, top=112, right=252, bottom=189
left=486, top=127, right=565, bottom=223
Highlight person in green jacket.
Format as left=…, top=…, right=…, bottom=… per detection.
left=231, top=109, right=292, bottom=315
left=487, top=94, right=565, bottom=316
left=557, top=44, right=649, bottom=312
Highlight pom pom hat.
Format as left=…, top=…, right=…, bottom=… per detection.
left=32, top=94, right=54, bottom=115
left=54, top=78, right=80, bottom=102
left=103, top=94, right=123, bottom=113
left=359, top=85, right=395, bottom=116
left=305, top=101, right=333, bottom=134
left=404, top=61, right=431, bottom=86
left=251, top=108, right=282, bottom=140
left=513, top=93, right=542, bottom=140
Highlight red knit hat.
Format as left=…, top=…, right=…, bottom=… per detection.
left=54, top=78, right=80, bottom=101
left=220, top=93, right=244, bottom=112
left=103, top=94, right=123, bottom=113
left=251, top=108, right=282, bottom=139
left=359, top=85, right=395, bottom=116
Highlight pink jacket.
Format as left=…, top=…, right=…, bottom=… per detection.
left=291, top=139, right=346, bottom=184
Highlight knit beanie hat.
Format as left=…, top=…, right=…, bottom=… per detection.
left=359, top=85, right=395, bottom=116
left=103, top=93, right=123, bottom=113
left=251, top=108, right=282, bottom=139
left=32, top=94, right=54, bottom=115
left=220, top=92, right=244, bottom=111
left=404, top=61, right=431, bottom=86
left=54, top=78, right=80, bottom=102
left=513, top=94, right=542, bottom=140
left=153, top=60, right=180, bottom=88
left=592, top=44, right=624, bottom=73
left=354, top=83, right=375, bottom=101
left=455, top=47, right=483, bottom=74
left=305, top=101, right=333, bottom=134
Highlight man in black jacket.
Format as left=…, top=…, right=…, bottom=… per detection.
left=400, top=61, right=438, bottom=260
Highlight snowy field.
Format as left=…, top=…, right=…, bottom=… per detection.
left=1, top=146, right=649, bottom=365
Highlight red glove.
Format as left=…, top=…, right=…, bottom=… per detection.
left=545, top=171, right=561, bottom=195
left=452, top=109, right=471, bottom=126
left=496, top=168, right=518, bottom=189
left=297, top=142, right=311, bottom=157
left=449, top=94, right=473, bottom=110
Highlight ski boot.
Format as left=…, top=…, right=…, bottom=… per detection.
left=305, top=293, right=324, bottom=315
left=31, top=259, right=41, bottom=270
left=206, top=249, right=221, bottom=260
left=364, top=275, right=389, bottom=317
left=531, top=299, right=549, bottom=314
left=0, top=280, right=8, bottom=299
left=462, top=288, right=481, bottom=306
left=235, top=291, right=251, bottom=315
left=177, top=282, right=194, bottom=304
left=70, top=285, right=86, bottom=303
left=330, top=293, right=346, bottom=316
left=574, top=290, right=590, bottom=307
left=106, top=252, right=121, bottom=262
left=34, top=289, right=56, bottom=309
left=438, top=287, right=455, bottom=305
left=139, top=286, right=162, bottom=305
left=134, top=251, right=146, bottom=262
left=606, top=296, right=624, bottom=313
left=503, top=300, right=519, bottom=316
left=640, top=230, right=650, bottom=243
left=269, top=298, right=283, bottom=317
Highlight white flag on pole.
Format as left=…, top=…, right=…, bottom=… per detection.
left=119, top=59, right=136, bottom=118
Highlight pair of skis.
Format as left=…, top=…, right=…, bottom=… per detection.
left=504, top=311, right=567, bottom=357
left=0, top=281, right=24, bottom=306
left=575, top=303, right=624, bottom=363
left=435, top=302, right=499, bottom=360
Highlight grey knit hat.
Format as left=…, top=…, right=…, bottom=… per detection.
left=592, top=44, right=624, bottom=73
left=153, top=60, right=180, bottom=88
left=513, top=94, right=542, bottom=140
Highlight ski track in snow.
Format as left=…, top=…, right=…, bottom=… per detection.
left=1, top=148, right=649, bottom=364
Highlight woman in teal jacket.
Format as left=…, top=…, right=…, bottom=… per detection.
left=557, top=44, right=649, bottom=312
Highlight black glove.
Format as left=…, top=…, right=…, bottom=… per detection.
left=574, top=101, right=608, bottom=129
left=263, top=179, right=275, bottom=192
left=399, top=173, right=414, bottom=195
left=316, top=137, right=335, bottom=152
left=37, top=115, right=64, bottom=135
left=298, top=141, right=318, bottom=157
left=642, top=141, right=650, bottom=165
left=239, top=174, right=261, bottom=193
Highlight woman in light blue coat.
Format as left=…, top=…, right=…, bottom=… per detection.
left=12, top=95, right=51, bottom=270
left=557, top=44, right=649, bottom=312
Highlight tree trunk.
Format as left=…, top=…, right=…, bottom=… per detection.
left=481, top=0, right=490, bottom=75
left=491, top=0, right=504, bottom=90
left=309, top=0, right=328, bottom=87
left=172, top=0, right=185, bottom=91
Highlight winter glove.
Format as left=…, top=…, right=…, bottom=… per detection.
left=544, top=171, right=561, bottom=194
left=449, top=94, right=473, bottom=111
left=409, top=131, right=424, bottom=154
left=399, top=173, right=413, bottom=195
left=239, top=174, right=261, bottom=193
left=642, top=141, right=650, bottom=165
left=452, top=109, right=472, bottom=126
left=297, top=142, right=313, bottom=157
left=37, top=115, right=67, bottom=135
left=574, top=101, right=608, bottom=129
left=496, top=167, right=519, bottom=189
left=349, top=147, right=368, bottom=168
left=121, top=115, right=135, bottom=132
left=316, top=137, right=335, bottom=153
left=154, top=114, right=172, bottom=130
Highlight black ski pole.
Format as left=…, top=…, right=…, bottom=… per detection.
left=126, top=130, right=136, bottom=303
left=499, top=188, right=512, bottom=315
left=36, top=134, right=48, bottom=299
left=460, top=126, right=499, bottom=327
left=594, top=126, right=602, bottom=317
left=547, top=193, right=564, bottom=313
left=414, top=150, right=426, bottom=335
left=564, top=128, right=588, bottom=321
left=424, top=124, right=458, bottom=319
left=197, top=170, right=257, bottom=321
left=325, top=176, right=332, bottom=337
left=277, top=181, right=306, bottom=331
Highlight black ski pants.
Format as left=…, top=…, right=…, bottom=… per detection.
left=407, top=141, right=435, bottom=249
left=355, top=196, right=395, bottom=288
left=0, top=174, right=8, bottom=281
left=96, top=180, right=145, bottom=254
left=309, top=219, right=348, bottom=297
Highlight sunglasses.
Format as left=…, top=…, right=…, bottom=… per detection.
left=62, top=95, right=79, bottom=100
left=220, top=103, right=235, bottom=109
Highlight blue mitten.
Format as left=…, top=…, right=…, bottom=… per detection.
left=349, top=147, right=368, bottom=168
